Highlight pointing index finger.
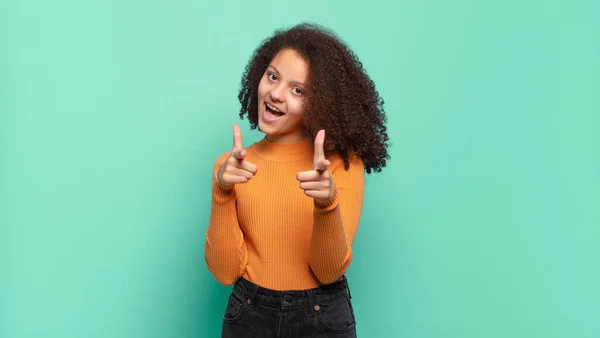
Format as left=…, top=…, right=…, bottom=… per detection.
left=313, top=129, right=325, bottom=170
left=233, top=124, right=242, bottom=150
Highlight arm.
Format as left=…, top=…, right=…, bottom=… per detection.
left=204, top=152, right=248, bottom=285
left=308, top=156, right=365, bottom=284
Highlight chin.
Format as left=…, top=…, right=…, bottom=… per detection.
left=257, top=119, right=271, bottom=135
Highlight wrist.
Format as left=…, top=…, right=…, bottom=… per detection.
left=214, top=169, right=234, bottom=191
left=314, top=179, right=338, bottom=208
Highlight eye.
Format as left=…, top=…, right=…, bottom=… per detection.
left=267, top=73, right=278, bottom=81
left=292, top=87, right=303, bottom=96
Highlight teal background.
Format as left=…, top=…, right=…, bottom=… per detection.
left=1, top=0, right=599, bottom=337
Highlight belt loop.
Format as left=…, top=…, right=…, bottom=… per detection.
left=343, top=276, right=352, bottom=300
left=249, top=284, right=259, bottom=306
left=306, top=289, right=315, bottom=317
left=242, top=279, right=259, bottom=307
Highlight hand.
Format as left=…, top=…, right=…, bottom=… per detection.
left=217, top=124, right=258, bottom=187
left=296, top=129, right=333, bottom=202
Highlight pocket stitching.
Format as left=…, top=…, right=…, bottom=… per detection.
left=223, top=295, right=247, bottom=323
left=315, top=296, right=356, bottom=333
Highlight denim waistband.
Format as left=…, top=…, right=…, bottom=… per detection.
left=233, top=277, right=351, bottom=310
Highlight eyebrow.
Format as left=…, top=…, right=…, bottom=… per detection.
left=267, top=64, right=307, bottom=87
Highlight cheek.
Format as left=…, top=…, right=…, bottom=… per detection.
left=288, top=97, right=306, bottom=116
left=257, top=77, right=268, bottom=97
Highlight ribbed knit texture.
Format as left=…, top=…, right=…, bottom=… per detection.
left=205, top=137, right=364, bottom=290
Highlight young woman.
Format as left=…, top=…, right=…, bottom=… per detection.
left=205, top=23, right=389, bottom=338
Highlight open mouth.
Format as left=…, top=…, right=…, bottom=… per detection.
left=265, top=103, right=284, bottom=117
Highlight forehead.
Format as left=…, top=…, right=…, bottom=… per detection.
left=269, top=48, right=309, bottom=82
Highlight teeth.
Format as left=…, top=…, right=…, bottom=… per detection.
left=266, top=103, right=281, bottom=113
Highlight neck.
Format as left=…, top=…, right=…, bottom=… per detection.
left=253, top=136, right=313, bottom=162
left=264, top=129, right=306, bottom=144
left=266, top=135, right=307, bottom=143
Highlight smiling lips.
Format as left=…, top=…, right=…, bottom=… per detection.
left=263, top=102, right=285, bottom=122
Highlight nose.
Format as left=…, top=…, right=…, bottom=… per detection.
left=269, top=84, right=284, bottom=102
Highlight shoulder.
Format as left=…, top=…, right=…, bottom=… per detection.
left=329, top=153, right=365, bottom=174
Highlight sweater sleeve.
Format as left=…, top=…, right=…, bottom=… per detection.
left=204, top=152, right=248, bottom=285
left=308, top=156, right=365, bottom=284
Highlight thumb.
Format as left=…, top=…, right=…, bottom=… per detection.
left=313, top=129, right=325, bottom=170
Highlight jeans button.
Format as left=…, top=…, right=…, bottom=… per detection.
left=283, top=295, right=293, bottom=303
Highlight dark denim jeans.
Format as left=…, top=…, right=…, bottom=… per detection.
left=222, top=277, right=357, bottom=338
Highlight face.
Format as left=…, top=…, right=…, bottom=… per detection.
left=257, top=48, right=309, bottom=143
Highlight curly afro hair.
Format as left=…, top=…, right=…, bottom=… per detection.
left=238, top=23, right=390, bottom=174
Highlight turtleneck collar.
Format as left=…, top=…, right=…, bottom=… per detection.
left=253, top=136, right=314, bottom=162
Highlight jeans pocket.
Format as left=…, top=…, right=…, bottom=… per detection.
left=316, top=295, right=356, bottom=334
left=223, top=291, right=247, bottom=323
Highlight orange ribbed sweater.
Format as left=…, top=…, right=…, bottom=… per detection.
left=205, top=137, right=364, bottom=290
